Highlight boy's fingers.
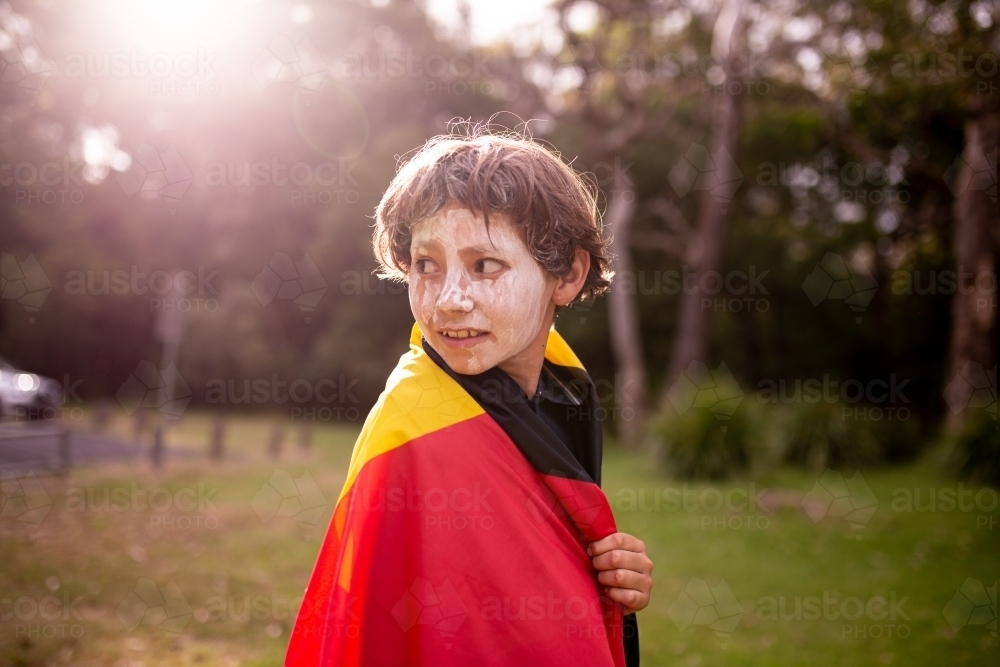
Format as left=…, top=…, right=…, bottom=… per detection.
left=597, top=568, right=650, bottom=592
left=591, top=548, right=653, bottom=575
left=587, top=532, right=645, bottom=557
left=603, top=586, right=649, bottom=613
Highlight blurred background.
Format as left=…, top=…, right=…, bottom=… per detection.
left=0, top=0, right=997, bottom=665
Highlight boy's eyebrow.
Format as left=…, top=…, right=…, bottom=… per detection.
left=412, top=241, right=500, bottom=255
left=410, top=239, right=438, bottom=253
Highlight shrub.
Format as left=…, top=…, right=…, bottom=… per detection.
left=782, top=400, right=881, bottom=472
left=652, top=403, right=755, bottom=481
left=941, top=411, right=1000, bottom=487
left=870, top=415, right=926, bottom=464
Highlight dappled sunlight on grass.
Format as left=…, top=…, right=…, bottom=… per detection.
left=603, top=444, right=998, bottom=666
left=1, top=420, right=996, bottom=666
left=1, top=417, right=357, bottom=666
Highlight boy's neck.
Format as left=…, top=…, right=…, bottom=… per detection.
left=497, top=316, right=554, bottom=398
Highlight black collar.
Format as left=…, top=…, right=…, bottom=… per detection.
left=422, top=339, right=603, bottom=484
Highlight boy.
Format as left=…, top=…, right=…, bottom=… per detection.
left=287, top=132, right=652, bottom=666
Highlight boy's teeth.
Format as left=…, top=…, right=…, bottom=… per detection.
left=443, top=329, right=480, bottom=339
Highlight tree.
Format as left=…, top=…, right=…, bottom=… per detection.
left=662, top=0, right=748, bottom=395
left=944, top=101, right=999, bottom=427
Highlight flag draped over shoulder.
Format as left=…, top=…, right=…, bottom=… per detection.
left=286, top=323, right=638, bottom=666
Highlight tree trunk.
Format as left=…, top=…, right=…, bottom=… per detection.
left=605, top=179, right=647, bottom=447
left=943, top=110, right=999, bottom=428
left=662, top=0, right=746, bottom=400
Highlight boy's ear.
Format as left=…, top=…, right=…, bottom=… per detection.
left=552, top=248, right=591, bottom=306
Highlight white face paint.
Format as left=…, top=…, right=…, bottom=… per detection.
left=408, top=205, right=557, bottom=382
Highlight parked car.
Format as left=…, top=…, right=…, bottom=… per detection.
left=0, top=358, right=63, bottom=420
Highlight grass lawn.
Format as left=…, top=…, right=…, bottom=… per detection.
left=1, top=410, right=997, bottom=666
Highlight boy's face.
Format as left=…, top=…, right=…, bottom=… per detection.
left=408, top=205, right=557, bottom=376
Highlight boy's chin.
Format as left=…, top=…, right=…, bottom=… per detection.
left=433, top=348, right=500, bottom=376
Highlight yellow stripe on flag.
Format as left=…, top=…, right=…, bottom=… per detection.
left=335, top=332, right=484, bottom=506
left=336, top=323, right=587, bottom=507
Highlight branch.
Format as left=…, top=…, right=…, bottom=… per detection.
left=649, top=196, right=694, bottom=242
left=630, top=231, right=686, bottom=257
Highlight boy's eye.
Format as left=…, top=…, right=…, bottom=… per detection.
left=414, top=258, right=439, bottom=274
left=475, top=258, right=506, bottom=274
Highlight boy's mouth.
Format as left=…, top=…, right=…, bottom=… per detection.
left=437, top=328, right=489, bottom=348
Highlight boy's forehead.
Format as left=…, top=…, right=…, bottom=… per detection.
left=410, top=206, right=525, bottom=250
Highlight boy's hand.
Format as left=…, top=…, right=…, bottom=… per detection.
left=587, top=532, right=653, bottom=614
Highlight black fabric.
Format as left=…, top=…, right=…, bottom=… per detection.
left=424, top=340, right=599, bottom=483
left=530, top=362, right=604, bottom=486
left=423, top=339, right=640, bottom=667
left=623, top=612, right=640, bottom=666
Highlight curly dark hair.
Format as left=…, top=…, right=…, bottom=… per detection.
left=372, top=130, right=613, bottom=303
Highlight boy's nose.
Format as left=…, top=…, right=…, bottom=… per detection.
left=436, top=271, right=474, bottom=313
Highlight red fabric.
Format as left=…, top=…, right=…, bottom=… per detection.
left=287, top=413, right=625, bottom=666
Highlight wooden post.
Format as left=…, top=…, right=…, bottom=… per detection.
left=268, top=423, right=284, bottom=460
left=152, top=423, right=164, bottom=468
left=58, top=428, right=71, bottom=475
left=92, top=398, right=111, bottom=433
left=134, top=410, right=147, bottom=447
left=210, top=415, right=225, bottom=462
left=298, top=423, right=312, bottom=453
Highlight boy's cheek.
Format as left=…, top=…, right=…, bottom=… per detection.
left=408, top=279, right=434, bottom=320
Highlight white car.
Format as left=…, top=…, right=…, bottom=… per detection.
left=0, top=358, right=63, bottom=420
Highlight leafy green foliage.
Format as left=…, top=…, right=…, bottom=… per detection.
left=782, top=400, right=881, bottom=471
left=942, top=410, right=1000, bottom=486
left=652, top=401, right=756, bottom=480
